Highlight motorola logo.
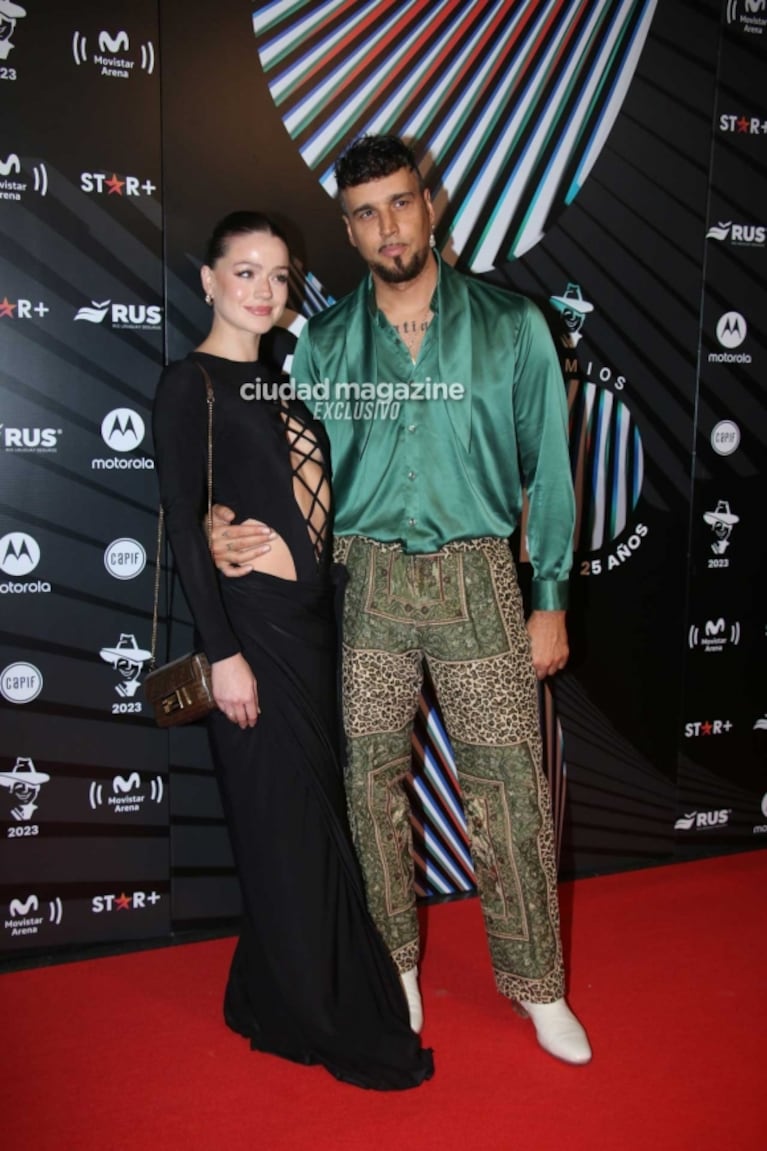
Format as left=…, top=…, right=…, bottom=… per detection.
left=0, top=532, right=50, bottom=594
left=716, top=311, right=747, bottom=348
left=92, top=410, right=154, bottom=471
left=101, top=409, right=145, bottom=451
left=0, top=532, right=40, bottom=576
left=708, top=312, right=751, bottom=365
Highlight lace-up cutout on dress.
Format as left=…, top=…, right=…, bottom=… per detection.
left=280, top=403, right=330, bottom=564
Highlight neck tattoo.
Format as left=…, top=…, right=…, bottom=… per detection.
left=390, top=307, right=434, bottom=354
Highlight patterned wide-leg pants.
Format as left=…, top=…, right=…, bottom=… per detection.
left=334, top=536, right=566, bottom=1005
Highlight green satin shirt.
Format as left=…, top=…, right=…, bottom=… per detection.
left=292, top=256, right=574, bottom=610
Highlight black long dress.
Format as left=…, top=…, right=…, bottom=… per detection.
left=153, top=352, right=433, bottom=1090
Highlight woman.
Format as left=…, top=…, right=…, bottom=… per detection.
left=152, top=211, right=433, bottom=1089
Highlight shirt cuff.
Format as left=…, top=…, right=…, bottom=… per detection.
left=531, top=579, right=570, bottom=612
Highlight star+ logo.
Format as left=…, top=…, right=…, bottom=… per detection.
left=683, top=719, right=734, bottom=737
left=719, top=113, right=767, bottom=134
left=0, top=296, right=50, bottom=319
left=80, top=171, right=157, bottom=197
left=91, top=890, right=162, bottom=913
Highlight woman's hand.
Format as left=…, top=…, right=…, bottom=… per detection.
left=211, top=653, right=260, bottom=728
left=210, top=504, right=275, bottom=577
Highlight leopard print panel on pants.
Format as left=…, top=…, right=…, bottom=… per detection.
left=335, top=535, right=565, bottom=1005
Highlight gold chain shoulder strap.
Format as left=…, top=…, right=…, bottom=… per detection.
left=149, top=361, right=215, bottom=668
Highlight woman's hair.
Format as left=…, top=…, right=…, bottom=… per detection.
left=204, top=211, right=287, bottom=266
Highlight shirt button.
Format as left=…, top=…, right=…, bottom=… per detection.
left=407, top=424, right=416, bottom=433
left=407, top=517, right=416, bottom=527
left=407, top=470, right=416, bottom=480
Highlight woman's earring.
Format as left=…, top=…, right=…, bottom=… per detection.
left=429, top=232, right=436, bottom=249
left=205, top=293, right=213, bottom=306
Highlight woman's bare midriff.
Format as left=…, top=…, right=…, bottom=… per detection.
left=241, top=521, right=297, bottom=580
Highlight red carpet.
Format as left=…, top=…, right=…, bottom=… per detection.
left=2, top=851, right=764, bottom=1151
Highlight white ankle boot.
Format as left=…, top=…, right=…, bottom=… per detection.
left=517, top=998, right=592, bottom=1065
left=400, top=967, right=423, bottom=1033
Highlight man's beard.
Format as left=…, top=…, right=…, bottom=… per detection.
left=371, top=243, right=430, bottom=284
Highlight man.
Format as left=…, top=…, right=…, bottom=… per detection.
left=211, top=135, right=591, bottom=1064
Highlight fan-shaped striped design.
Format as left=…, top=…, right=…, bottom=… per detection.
left=406, top=676, right=567, bottom=897
left=568, top=380, right=644, bottom=553
left=408, top=683, right=476, bottom=897
left=253, top=0, right=658, bottom=270
left=288, top=263, right=335, bottom=316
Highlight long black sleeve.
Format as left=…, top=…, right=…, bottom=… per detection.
left=152, top=359, right=240, bottom=663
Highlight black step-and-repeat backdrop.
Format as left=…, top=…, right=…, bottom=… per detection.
left=1, top=0, right=764, bottom=961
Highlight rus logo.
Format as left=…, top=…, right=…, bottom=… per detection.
left=674, top=810, right=731, bottom=831
left=0, top=425, right=61, bottom=452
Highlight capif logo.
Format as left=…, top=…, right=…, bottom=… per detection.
left=104, top=539, right=146, bottom=580
left=0, top=662, right=42, bottom=704
left=710, top=420, right=740, bottom=457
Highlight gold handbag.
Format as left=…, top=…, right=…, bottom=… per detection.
left=144, top=363, right=216, bottom=727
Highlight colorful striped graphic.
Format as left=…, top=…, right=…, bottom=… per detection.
left=406, top=677, right=566, bottom=897
left=568, top=380, right=644, bottom=552
left=253, top=0, right=658, bottom=269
